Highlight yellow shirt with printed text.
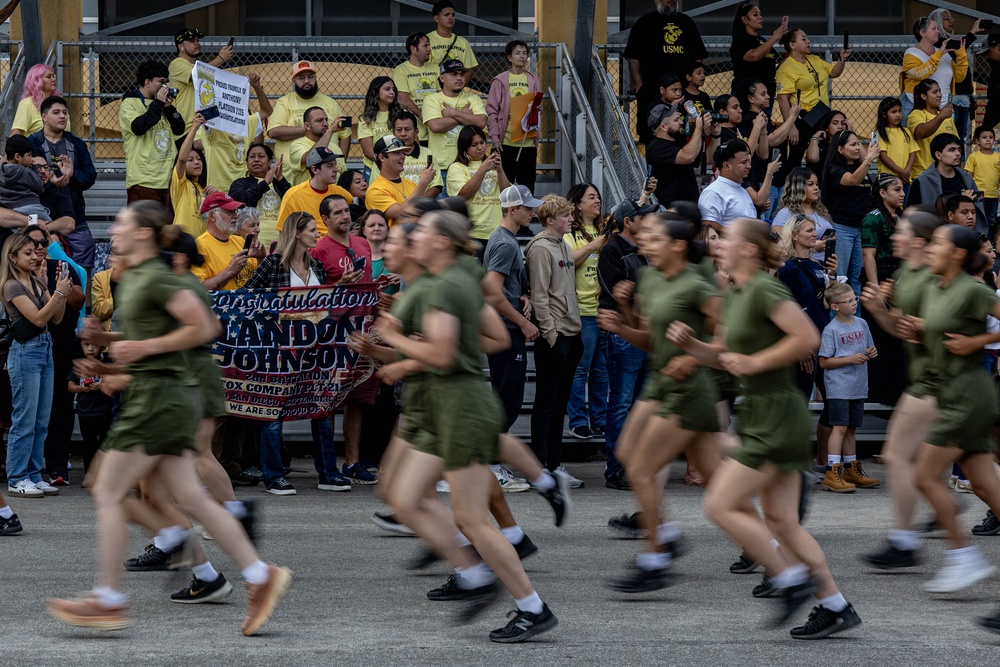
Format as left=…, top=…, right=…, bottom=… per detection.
left=774, top=55, right=834, bottom=111
left=195, top=113, right=262, bottom=193
left=168, top=57, right=196, bottom=134
left=392, top=60, right=441, bottom=141
left=357, top=110, right=392, bottom=183
left=120, top=96, right=177, bottom=190
left=428, top=32, right=479, bottom=69
left=564, top=225, right=600, bottom=316
left=446, top=161, right=501, bottom=240
left=503, top=73, right=530, bottom=146
left=422, top=91, right=487, bottom=171
left=267, top=92, right=352, bottom=183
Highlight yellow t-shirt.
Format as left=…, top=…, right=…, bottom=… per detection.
left=906, top=109, right=959, bottom=178
left=276, top=181, right=353, bottom=237
left=877, top=127, right=918, bottom=176
left=169, top=168, right=206, bottom=237
left=392, top=60, right=441, bottom=141
left=357, top=110, right=392, bottom=183
left=286, top=135, right=348, bottom=187
left=267, top=92, right=352, bottom=182
left=195, top=113, right=263, bottom=193
left=965, top=150, right=1000, bottom=199
left=366, top=175, right=416, bottom=227
left=774, top=55, right=834, bottom=111
left=428, top=32, right=479, bottom=69
left=422, top=91, right=487, bottom=171
left=192, top=232, right=258, bottom=290
left=248, top=178, right=285, bottom=250
left=503, top=73, right=531, bottom=146
left=446, top=161, right=500, bottom=240
left=564, top=226, right=600, bottom=316
left=168, top=57, right=196, bottom=134
left=120, top=96, right=177, bottom=190
left=402, top=147, right=443, bottom=191
left=12, top=97, right=71, bottom=136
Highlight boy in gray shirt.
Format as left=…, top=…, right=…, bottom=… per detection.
left=0, top=135, right=51, bottom=221
left=818, top=282, right=879, bottom=493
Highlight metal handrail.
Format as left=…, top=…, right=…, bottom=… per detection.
left=591, top=45, right=645, bottom=199
left=0, top=44, right=26, bottom=152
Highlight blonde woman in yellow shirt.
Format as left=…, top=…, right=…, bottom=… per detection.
left=899, top=17, right=967, bottom=123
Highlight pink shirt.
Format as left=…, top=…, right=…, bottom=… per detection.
left=310, top=234, right=373, bottom=282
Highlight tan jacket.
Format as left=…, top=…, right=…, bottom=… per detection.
left=525, top=231, right=582, bottom=346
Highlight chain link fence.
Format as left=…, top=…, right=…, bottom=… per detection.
left=54, top=37, right=568, bottom=172
left=0, top=42, right=26, bottom=155
left=598, top=35, right=995, bottom=147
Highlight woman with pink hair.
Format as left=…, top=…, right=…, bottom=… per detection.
left=9, top=64, right=70, bottom=137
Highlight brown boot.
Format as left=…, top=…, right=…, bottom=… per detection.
left=822, top=463, right=856, bottom=493
left=843, top=460, right=880, bottom=488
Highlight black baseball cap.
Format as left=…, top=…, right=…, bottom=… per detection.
left=440, top=59, right=467, bottom=75
left=647, top=103, right=680, bottom=131
left=614, top=198, right=663, bottom=224
left=174, top=28, right=205, bottom=45
left=988, top=33, right=1000, bottom=48
left=306, top=146, right=342, bottom=169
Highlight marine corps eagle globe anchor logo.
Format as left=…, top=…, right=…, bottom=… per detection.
left=662, top=23, right=685, bottom=54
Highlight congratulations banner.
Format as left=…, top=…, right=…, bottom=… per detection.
left=210, top=284, right=380, bottom=421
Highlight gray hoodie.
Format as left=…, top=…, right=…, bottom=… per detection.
left=0, top=163, right=43, bottom=210
left=525, top=230, right=582, bottom=346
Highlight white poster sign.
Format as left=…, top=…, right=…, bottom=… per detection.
left=192, top=61, right=250, bottom=136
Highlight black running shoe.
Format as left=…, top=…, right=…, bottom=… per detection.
left=514, top=534, right=539, bottom=561
left=0, top=513, right=22, bottom=536
left=605, top=469, right=631, bottom=490
left=539, top=471, right=572, bottom=528
left=773, top=578, right=817, bottom=627
left=798, top=471, right=812, bottom=524
left=979, top=609, right=1000, bottom=634
left=973, top=510, right=1000, bottom=536
left=923, top=517, right=941, bottom=534
left=454, top=580, right=502, bottom=624
left=609, top=566, right=670, bottom=593
left=489, top=604, right=559, bottom=643
left=408, top=546, right=443, bottom=571
left=427, top=574, right=498, bottom=603
left=790, top=604, right=862, bottom=639
left=752, top=575, right=778, bottom=598
left=607, top=512, right=645, bottom=539
left=231, top=470, right=260, bottom=487
left=371, top=511, right=415, bottom=536
left=124, top=542, right=189, bottom=571
left=730, top=552, right=759, bottom=574
left=170, top=573, right=234, bottom=604
left=239, top=499, right=257, bottom=544
left=863, top=543, right=919, bottom=570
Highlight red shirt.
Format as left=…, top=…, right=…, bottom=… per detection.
left=310, top=233, right=373, bottom=283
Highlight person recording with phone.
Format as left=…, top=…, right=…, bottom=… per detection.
left=900, top=17, right=967, bottom=125
left=645, top=103, right=706, bottom=208
left=2, top=231, right=73, bottom=498
left=928, top=10, right=987, bottom=153
left=120, top=61, right=185, bottom=206
left=191, top=192, right=264, bottom=290
left=730, top=5, right=786, bottom=105
left=169, top=27, right=235, bottom=134
left=365, top=135, right=436, bottom=227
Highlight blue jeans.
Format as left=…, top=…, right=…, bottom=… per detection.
left=901, top=94, right=913, bottom=127
left=985, top=199, right=998, bottom=233
left=603, top=333, right=647, bottom=477
left=6, top=334, right=54, bottom=485
left=259, top=417, right=339, bottom=484
left=833, top=223, right=863, bottom=295
left=764, top=184, right=782, bottom=222
left=567, top=316, right=608, bottom=430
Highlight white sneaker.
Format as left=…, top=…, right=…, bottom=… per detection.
left=923, top=555, right=996, bottom=593
left=955, top=479, right=974, bottom=494
left=8, top=479, right=43, bottom=498
left=436, top=480, right=451, bottom=493
left=33, top=479, right=60, bottom=496
left=493, top=466, right=530, bottom=493
left=553, top=466, right=584, bottom=489
left=500, top=465, right=527, bottom=484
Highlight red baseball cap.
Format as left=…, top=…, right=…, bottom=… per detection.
left=200, top=192, right=244, bottom=215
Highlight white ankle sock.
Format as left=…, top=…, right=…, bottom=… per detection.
left=92, top=585, right=127, bottom=608
left=455, top=532, right=472, bottom=548
left=153, top=525, right=185, bottom=551
left=501, top=525, right=525, bottom=545
left=455, top=562, right=495, bottom=589
left=192, top=561, right=220, bottom=583
left=844, top=455, right=857, bottom=464
left=772, top=563, right=809, bottom=589
left=224, top=500, right=247, bottom=519
left=656, top=521, right=680, bottom=545
left=636, top=550, right=671, bottom=571
left=826, top=455, right=840, bottom=468
left=241, top=560, right=270, bottom=585
left=818, top=592, right=848, bottom=612
left=888, top=529, right=921, bottom=551
left=532, top=471, right=556, bottom=492
left=0, top=506, right=12, bottom=519
left=515, top=591, right=544, bottom=614
left=946, top=545, right=981, bottom=565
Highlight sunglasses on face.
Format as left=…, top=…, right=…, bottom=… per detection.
left=29, top=239, right=46, bottom=248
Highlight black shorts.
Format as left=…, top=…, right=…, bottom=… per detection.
left=826, top=398, right=864, bottom=428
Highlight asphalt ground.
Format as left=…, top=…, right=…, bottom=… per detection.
left=3, top=460, right=1000, bottom=665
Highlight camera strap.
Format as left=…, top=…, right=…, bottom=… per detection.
left=33, top=133, right=75, bottom=176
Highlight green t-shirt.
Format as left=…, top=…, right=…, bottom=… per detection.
left=891, top=262, right=937, bottom=394
left=637, top=264, right=718, bottom=374
left=860, top=210, right=896, bottom=265
left=117, top=256, right=191, bottom=376
left=391, top=272, right=435, bottom=383
left=723, top=271, right=796, bottom=394
left=120, top=96, right=177, bottom=190
left=425, top=261, right=484, bottom=378
left=564, top=226, right=601, bottom=316
left=921, top=271, right=997, bottom=382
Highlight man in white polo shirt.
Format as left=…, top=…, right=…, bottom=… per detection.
left=698, top=138, right=756, bottom=233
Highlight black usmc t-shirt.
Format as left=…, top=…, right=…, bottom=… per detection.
left=624, top=12, right=708, bottom=93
